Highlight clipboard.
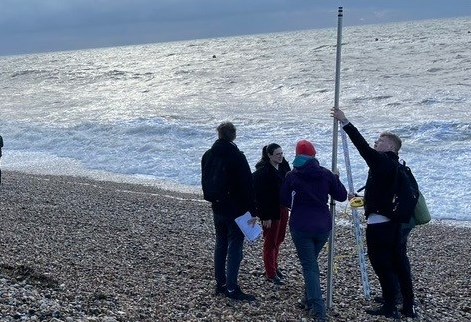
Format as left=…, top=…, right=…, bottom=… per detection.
left=234, top=212, right=262, bottom=242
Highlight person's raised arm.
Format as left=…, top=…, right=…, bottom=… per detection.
left=331, top=107, right=381, bottom=167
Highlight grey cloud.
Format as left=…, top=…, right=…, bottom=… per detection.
left=0, top=0, right=469, bottom=55
left=0, top=0, right=324, bottom=33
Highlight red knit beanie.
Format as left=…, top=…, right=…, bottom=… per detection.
left=295, top=140, right=316, bottom=157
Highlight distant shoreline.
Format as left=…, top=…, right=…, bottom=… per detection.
left=2, top=169, right=470, bottom=228
left=1, top=166, right=202, bottom=195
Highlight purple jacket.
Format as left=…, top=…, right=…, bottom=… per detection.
left=280, top=158, right=347, bottom=234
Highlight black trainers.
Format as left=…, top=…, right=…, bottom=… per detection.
left=401, top=307, right=418, bottom=318
left=214, top=284, right=226, bottom=295
left=366, top=305, right=400, bottom=319
left=267, top=276, right=285, bottom=285
left=225, top=286, right=256, bottom=301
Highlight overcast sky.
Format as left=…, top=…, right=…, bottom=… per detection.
left=1, top=0, right=470, bottom=56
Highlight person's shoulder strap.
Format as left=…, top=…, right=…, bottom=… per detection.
left=400, top=159, right=419, bottom=190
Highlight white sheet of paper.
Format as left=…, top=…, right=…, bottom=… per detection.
left=235, top=212, right=262, bottom=242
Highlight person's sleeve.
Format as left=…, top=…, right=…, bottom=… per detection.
left=253, top=170, right=271, bottom=220
left=329, top=172, right=348, bottom=202
left=279, top=175, right=293, bottom=208
left=342, top=122, right=381, bottom=167
left=238, top=153, right=257, bottom=216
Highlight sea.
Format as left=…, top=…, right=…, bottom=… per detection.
left=1, top=17, right=470, bottom=225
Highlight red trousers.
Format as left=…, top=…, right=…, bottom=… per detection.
left=263, top=207, right=289, bottom=279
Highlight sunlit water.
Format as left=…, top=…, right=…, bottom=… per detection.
left=1, top=17, right=470, bottom=224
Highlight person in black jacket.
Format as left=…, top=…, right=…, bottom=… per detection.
left=201, top=122, right=257, bottom=302
left=253, top=143, right=291, bottom=285
left=332, top=108, right=417, bottom=319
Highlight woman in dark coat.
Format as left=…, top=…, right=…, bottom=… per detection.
left=253, top=143, right=291, bottom=285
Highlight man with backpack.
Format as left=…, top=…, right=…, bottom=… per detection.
left=201, top=121, right=257, bottom=301
left=331, top=108, right=417, bottom=319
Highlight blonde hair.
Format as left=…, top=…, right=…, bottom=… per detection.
left=380, top=132, right=402, bottom=153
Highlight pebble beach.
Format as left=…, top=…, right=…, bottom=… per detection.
left=0, top=171, right=470, bottom=322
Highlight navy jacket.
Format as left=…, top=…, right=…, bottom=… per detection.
left=342, top=122, right=399, bottom=218
left=280, top=158, right=347, bottom=234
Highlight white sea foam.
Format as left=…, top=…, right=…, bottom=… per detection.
left=1, top=17, right=470, bottom=222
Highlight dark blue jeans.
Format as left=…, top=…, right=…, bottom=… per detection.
left=291, top=228, right=330, bottom=318
left=213, top=212, right=245, bottom=291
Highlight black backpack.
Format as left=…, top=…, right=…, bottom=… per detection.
left=201, top=149, right=230, bottom=203
left=391, top=161, right=420, bottom=223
